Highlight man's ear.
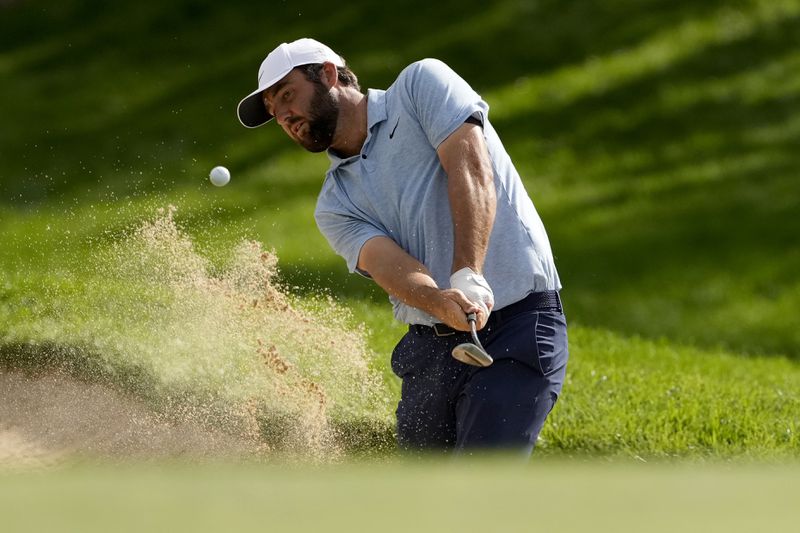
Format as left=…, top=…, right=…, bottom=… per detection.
left=321, top=61, right=338, bottom=88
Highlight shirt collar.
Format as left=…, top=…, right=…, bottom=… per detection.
left=366, top=88, right=387, bottom=130
left=326, top=89, right=387, bottom=171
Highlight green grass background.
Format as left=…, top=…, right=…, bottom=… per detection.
left=2, top=0, right=799, bottom=461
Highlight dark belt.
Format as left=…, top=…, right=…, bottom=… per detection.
left=410, top=290, right=563, bottom=337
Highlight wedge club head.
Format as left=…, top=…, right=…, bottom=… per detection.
left=451, top=312, right=493, bottom=367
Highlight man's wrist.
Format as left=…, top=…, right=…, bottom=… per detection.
left=405, top=279, right=445, bottom=316
left=451, top=264, right=482, bottom=276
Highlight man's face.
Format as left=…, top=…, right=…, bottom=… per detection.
left=263, top=68, right=339, bottom=153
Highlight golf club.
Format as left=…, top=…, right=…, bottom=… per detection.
left=451, top=312, right=493, bottom=367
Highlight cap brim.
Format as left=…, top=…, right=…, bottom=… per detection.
left=237, top=88, right=273, bottom=129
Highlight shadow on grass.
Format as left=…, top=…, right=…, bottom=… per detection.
left=1, top=0, right=737, bottom=204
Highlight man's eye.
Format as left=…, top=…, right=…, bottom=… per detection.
left=282, top=90, right=292, bottom=101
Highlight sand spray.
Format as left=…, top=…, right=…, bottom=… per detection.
left=5, top=206, right=394, bottom=461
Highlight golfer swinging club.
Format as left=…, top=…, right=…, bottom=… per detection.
left=237, top=38, right=568, bottom=456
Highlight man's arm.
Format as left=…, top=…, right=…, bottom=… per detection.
left=437, top=121, right=497, bottom=327
left=355, top=122, right=496, bottom=331
left=437, top=121, right=496, bottom=275
left=357, top=236, right=479, bottom=331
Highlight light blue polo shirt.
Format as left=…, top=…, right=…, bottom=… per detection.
left=315, top=58, right=561, bottom=325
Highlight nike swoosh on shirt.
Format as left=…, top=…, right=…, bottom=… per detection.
left=389, top=118, right=400, bottom=139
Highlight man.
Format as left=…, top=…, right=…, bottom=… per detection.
left=237, top=38, right=568, bottom=456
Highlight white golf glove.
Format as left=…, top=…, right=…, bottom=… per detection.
left=450, top=267, right=494, bottom=319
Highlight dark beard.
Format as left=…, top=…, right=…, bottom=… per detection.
left=300, top=82, right=339, bottom=153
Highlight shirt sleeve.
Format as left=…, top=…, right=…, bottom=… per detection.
left=314, top=185, right=388, bottom=277
left=401, top=58, right=489, bottom=148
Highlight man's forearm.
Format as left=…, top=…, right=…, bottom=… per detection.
left=357, top=236, right=476, bottom=329
left=357, top=236, right=442, bottom=315
left=449, top=170, right=496, bottom=273
left=438, top=122, right=497, bottom=274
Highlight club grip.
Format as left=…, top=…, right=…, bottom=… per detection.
left=466, top=312, right=477, bottom=323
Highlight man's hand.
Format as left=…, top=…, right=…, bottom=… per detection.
left=449, top=267, right=494, bottom=323
left=437, top=287, right=489, bottom=331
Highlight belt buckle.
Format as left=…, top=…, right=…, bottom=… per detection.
left=432, top=323, right=456, bottom=337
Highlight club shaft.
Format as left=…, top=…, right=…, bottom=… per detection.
left=468, top=314, right=486, bottom=352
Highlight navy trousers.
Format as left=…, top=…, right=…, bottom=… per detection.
left=391, top=297, right=569, bottom=456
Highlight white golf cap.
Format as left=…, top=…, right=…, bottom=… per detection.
left=237, top=38, right=345, bottom=128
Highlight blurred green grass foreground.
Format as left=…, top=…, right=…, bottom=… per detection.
left=1, top=0, right=799, bottom=460
left=1, top=459, right=799, bottom=533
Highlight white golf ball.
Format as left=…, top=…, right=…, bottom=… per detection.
left=209, top=165, right=230, bottom=187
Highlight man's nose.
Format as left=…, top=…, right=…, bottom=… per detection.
left=274, top=105, right=292, bottom=125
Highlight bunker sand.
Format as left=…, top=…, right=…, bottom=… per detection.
left=0, top=369, right=255, bottom=468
